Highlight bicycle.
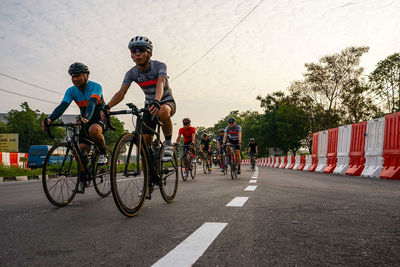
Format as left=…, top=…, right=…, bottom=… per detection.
left=225, top=144, right=238, bottom=179
left=249, top=153, right=256, bottom=169
left=108, top=103, right=178, bottom=217
left=218, top=147, right=228, bottom=175
left=178, top=144, right=196, bottom=181
left=42, top=120, right=112, bottom=207
left=200, top=151, right=211, bottom=174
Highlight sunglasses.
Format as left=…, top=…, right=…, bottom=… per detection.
left=183, top=123, right=189, bottom=126
left=130, top=46, right=148, bottom=54
left=229, top=122, right=235, bottom=124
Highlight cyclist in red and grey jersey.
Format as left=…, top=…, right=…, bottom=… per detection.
left=223, top=117, right=242, bottom=174
left=105, top=36, right=175, bottom=161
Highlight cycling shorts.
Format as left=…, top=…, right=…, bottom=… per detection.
left=142, top=101, right=176, bottom=135
left=79, top=119, right=105, bottom=145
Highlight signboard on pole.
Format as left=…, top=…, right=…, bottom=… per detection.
left=0, top=133, right=18, bottom=152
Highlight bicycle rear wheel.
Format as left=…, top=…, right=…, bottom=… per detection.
left=93, top=146, right=112, bottom=198
left=42, top=142, right=79, bottom=207
left=180, top=155, right=188, bottom=181
left=202, top=159, right=208, bottom=174
left=190, top=158, right=196, bottom=179
left=159, top=144, right=179, bottom=203
left=111, top=133, right=148, bottom=217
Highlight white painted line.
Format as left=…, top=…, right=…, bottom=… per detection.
left=244, top=185, right=257, bottom=191
left=251, top=176, right=258, bottom=179
left=226, top=197, right=249, bottom=207
left=152, top=222, right=228, bottom=267
left=249, top=180, right=257, bottom=183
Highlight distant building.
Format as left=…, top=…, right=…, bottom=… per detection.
left=0, top=113, right=77, bottom=124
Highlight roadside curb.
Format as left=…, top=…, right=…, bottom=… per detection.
left=0, top=176, right=41, bottom=182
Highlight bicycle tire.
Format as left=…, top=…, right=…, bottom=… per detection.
left=180, top=154, right=188, bottom=181
left=110, top=133, right=148, bottom=217
left=42, top=142, right=79, bottom=207
left=159, top=144, right=179, bottom=203
left=93, top=146, right=112, bottom=198
left=202, top=159, right=208, bottom=174
left=230, top=154, right=237, bottom=180
left=190, top=159, right=196, bottom=179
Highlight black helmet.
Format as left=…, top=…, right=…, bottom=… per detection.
left=250, top=138, right=255, bottom=142
left=182, top=118, right=191, bottom=125
left=227, top=117, right=235, bottom=123
left=202, top=133, right=208, bottom=138
left=68, top=62, right=90, bottom=76
left=219, top=129, right=225, bottom=133
left=128, top=36, right=153, bottom=51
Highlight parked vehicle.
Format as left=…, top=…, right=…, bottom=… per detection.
left=28, top=145, right=61, bottom=168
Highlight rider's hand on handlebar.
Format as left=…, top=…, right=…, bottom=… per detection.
left=148, top=100, right=161, bottom=115
left=41, top=118, right=52, bottom=131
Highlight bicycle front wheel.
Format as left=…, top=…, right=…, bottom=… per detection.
left=93, top=146, right=113, bottom=198
left=190, top=158, right=196, bottom=179
left=111, top=133, right=148, bottom=217
left=160, top=144, right=179, bottom=203
left=202, top=159, right=208, bottom=174
left=180, top=155, right=188, bottom=181
left=42, top=142, right=79, bottom=207
left=230, top=155, right=237, bottom=180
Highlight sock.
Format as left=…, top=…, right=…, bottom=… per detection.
left=165, top=135, right=172, bottom=146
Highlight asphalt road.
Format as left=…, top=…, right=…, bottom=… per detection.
left=1, top=165, right=400, bottom=266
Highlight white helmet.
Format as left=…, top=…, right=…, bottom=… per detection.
left=128, top=36, right=153, bottom=51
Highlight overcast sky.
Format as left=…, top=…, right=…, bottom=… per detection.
left=0, top=0, right=399, bottom=136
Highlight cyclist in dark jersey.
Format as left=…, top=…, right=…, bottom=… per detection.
left=248, top=138, right=258, bottom=169
left=223, top=117, right=242, bottom=174
left=200, top=133, right=212, bottom=171
left=105, top=36, right=175, bottom=161
left=42, top=62, right=106, bottom=192
left=216, top=129, right=225, bottom=171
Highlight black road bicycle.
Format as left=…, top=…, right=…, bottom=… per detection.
left=43, top=121, right=112, bottom=207
left=108, top=103, right=179, bottom=217
left=178, top=144, right=196, bottom=181
left=225, top=144, right=238, bottom=179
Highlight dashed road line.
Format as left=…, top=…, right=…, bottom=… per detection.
left=226, top=197, right=249, bottom=207
left=244, top=185, right=257, bottom=191
left=249, top=180, right=257, bottom=183
left=152, top=222, right=227, bottom=267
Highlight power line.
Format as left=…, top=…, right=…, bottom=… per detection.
left=170, top=0, right=265, bottom=82
left=0, top=88, right=60, bottom=104
left=0, top=72, right=61, bottom=95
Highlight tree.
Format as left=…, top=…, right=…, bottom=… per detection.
left=104, top=116, right=126, bottom=148
left=369, top=52, right=400, bottom=114
left=6, top=102, right=64, bottom=152
left=291, top=46, right=372, bottom=129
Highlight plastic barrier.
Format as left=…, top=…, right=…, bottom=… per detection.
left=345, top=121, right=367, bottom=176
left=323, top=128, right=339, bottom=173
left=315, top=130, right=328, bottom=172
left=285, top=156, right=291, bottom=169
left=298, top=155, right=306, bottom=170
left=361, top=117, right=385, bottom=178
left=263, top=158, right=268, bottom=166
left=303, top=155, right=312, bottom=171
left=309, top=132, right=319, bottom=172
left=0, top=152, right=2, bottom=165
left=275, top=156, right=282, bottom=168
left=288, top=156, right=295, bottom=169
left=381, top=112, right=400, bottom=179
left=269, top=156, right=275, bottom=167
left=333, top=125, right=352, bottom=175
left=10, top=152, right=18, bottom=167
left=280, top=156, right=287, bottom=168
left=293, top=156, right=300, bottom=170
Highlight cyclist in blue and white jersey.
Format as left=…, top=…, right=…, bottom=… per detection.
left=223, top=117, right=242, bottom=174
left=42, top=62, right=107, bottom=192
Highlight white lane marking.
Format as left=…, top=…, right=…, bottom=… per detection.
left=249, top=180, right=257, bottom=183
left=152, top=222, right=227, bottom=267
left=244, top=185, right=257, bottom=191
left=226, top=197, right=249, bottom=207
left=251, top=176, right=258, bottom=179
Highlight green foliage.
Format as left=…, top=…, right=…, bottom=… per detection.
left=369, top=52, right=400, bottom=114
left=5, top=102, right=64, bottom=152
left=104, top=116, right=126, bottom=148
left=0, top=165, right=42, bottom=177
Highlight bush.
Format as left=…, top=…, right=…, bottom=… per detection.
left=0, top=165, right=42, bottom=177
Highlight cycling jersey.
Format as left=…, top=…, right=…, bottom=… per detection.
left=225, top=125, right=242, bottom=142
left=122, top=60, right=174, bottom=104
left=201, top=138, right=212, bottom=151
left=217, top=135, right=224, bottom=146
left=49, top=80, right=104, bottom=122
left=178, top=126, right=196, bottom=143
left=249, top=142, right=257, bottom=153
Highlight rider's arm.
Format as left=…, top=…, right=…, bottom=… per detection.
left=176, top=134, right=181, bottom=144
left=256, top=146, right=258, bottom=154
left=154, top=76, right=166, bottom=103
left=191, top=133, right=196, bottom=144
left=223, top=133, right=226, bottom=144
left=107, top=83, right=130, bottom=108
left=49, top=101, right=70, bottom=122
left=84, top=96, right=100, bottom=121
left=238, top=132, right=242, bottom=145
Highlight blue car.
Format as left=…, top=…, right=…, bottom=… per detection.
left=27, top=145, right=53, bottom=168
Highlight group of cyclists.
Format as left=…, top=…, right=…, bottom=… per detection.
left=41, top=35, right=258, bottom=193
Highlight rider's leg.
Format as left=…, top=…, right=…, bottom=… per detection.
left=88, top=124, right=105, bottom=153
left=157, top=104, right=173, bottom=144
